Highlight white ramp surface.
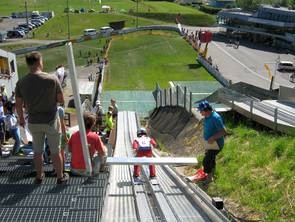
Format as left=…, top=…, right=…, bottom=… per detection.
left=102, top=112, right=138, bottom=222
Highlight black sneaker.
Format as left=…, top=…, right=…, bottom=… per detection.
left=57, top=173, right=69, bottom=185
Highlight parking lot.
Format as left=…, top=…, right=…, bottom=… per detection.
left=1, top=14, right=50, bottom=40
left=0, top=18, right=26, bottom=31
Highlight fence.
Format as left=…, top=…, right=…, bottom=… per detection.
left=154, top=84, right=194, bottom=114
left=12, top=25, right=181, bottom=55
left=217, top=87, right=295, bottom=130
left=197, top=55, right=230, bottom=87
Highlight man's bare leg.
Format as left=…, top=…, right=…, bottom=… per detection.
left=34, top=152, right=44, bottom=179
left=51, top=152, right=63, bottom=178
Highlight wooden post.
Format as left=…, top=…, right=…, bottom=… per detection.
left=160, top=90, right=163, bottom=107
left=189, top=92, right=192, bottom=114
left=250, top=100, right=253, bottom=120
left=274, top=108, right=278, bottom=131
left=155, top=91, right=158, bottom=108
left=176, top=85, right=179, bottom=106
left=164, top=89, right=167, bottom=106
left=170, top=88, right=172, bottom=106
left=184, top=86, right=187, bottom=110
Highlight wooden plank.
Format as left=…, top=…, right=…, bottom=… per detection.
left=106, top=157, right=197, bottom=165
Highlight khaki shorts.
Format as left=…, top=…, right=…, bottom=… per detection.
left=28, top=118, right=61, bottom=154
left=71, top=155, right=105, bottom=176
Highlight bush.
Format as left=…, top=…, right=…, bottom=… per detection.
left=199, top=5, right=221, bottom=14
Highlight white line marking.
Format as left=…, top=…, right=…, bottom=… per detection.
left=212, top=41, right=269, bottom=82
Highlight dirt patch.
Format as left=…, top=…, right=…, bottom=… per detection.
left=148, top=106, right=262, bottom=222
left=149, top=106, right=204, bottom=157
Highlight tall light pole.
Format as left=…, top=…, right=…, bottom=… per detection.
left=67, top=0, right=70, bottom=40
left=25, top=1, right=29, bottom=38
left=136, top=0, right=139, bottom=28
left=265, top=55, right=280, bottom=91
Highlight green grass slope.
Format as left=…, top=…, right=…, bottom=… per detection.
left=15, top=39, right=108, bottom=77
left=104, top=30, right=214, bottom=90
left=207, top=116, right=295, bottom=221
left=0, top=0, right=215, bottom=39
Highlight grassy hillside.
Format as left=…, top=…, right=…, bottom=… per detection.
left=206, top=115, right=295, bottom=221
left=104, top=30, right=214, bottom=90
left=15, top=39, right=108, bottom=77
left=0, top=0, right=215, bottom=39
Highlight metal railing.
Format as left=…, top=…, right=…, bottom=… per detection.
left=218, top=87, right=295, bottom=127
left=155, top=84, right=193, bottom=114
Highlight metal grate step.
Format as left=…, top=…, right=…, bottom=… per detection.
left=0, top=208, right=99, bottom=222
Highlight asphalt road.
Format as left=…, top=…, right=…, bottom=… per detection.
left=208, top=38, right=295, bottom=90
left=183, top=25, right=295, bottom=90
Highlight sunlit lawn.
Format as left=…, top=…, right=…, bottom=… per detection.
left=104, top=30, right=214, bottom=90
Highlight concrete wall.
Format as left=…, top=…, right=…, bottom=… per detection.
left=278, top=86, right=295, bottom=104
left=197, top=55, right=230, bottom=87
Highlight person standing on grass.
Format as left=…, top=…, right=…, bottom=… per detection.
left=15, top=51, right=69, bottom=185
left=194, top=100, right=226, bottom=183
left=110, top=98, right=118, bottom=119
left=68, top=112, right=107, bottom=176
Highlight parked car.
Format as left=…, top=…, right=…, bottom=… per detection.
left=84, top=28, right=97, bottom=36
left=7, top=30, right=25, bottom=38
left=18, top=23, right=33, bottom=30
left=14, top=27, right=29, bottom=34
left=290, top=73, right=295, bottom=83
left=99, top=26, right=113, bottom=37
left=277, top=61, right=294, bottom=72
left=35, top=16, right=48, bottom=21
left=0, top=32, right=7, bottom=42
left=30, top=18, right=44, bottom=25
left=29, top=20, right=42, bottom=27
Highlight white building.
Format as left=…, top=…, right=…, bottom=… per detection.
left=0, top=49, right=18, bottom=97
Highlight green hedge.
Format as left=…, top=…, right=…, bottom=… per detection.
left=199, top=5, right=221, bottom=14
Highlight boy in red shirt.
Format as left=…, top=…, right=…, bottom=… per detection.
left=68, top=112, right=107, bottom=176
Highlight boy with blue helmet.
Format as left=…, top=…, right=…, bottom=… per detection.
left=194, top=100, right=226, bottom=183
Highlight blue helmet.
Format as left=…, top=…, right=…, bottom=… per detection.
left=197, top=100, right=211, bottom=111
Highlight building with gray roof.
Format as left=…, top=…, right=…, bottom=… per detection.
left=217, top=5, right=295, bottom=50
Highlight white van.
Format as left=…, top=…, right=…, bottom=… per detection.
left=84, top=28, right=97, bottom=36
left=277, top=61, right=294, bottom=72
left=99, top=26, right=113, bottom=37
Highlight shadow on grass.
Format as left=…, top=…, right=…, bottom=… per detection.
left=188, top=63, right=201, bottom=69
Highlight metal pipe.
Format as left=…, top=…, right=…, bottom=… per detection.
left=66, top=42, right=92, bottom=176
left=67, top=0, right=70, bottom=40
